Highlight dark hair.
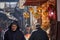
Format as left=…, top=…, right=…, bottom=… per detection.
left=8, top=21, right=20, bottom=30
left=36, top=24, right=41, bottom=29
left=26, top=25, right=30, bottom=27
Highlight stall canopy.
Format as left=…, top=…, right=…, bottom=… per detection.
left=24, top=0, right=48, bottom=6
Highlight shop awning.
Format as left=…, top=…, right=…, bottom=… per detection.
left=24, top=0, right=48, bottom=6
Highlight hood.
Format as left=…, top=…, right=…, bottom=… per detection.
left=8, top=21, right=20, bottom=31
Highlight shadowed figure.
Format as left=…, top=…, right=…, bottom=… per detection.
left=4, top=21, right=26, bottom=40
left=29, top=24, right=49, bottom=40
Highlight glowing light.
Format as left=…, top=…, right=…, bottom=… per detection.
left=51, top=12, right=54, bottom=15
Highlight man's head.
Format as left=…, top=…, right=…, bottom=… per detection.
left=36, top=25, right=40, bottom=29
left=11, top=24, right=18, bottom=31
left=9, top=21, right=19, bottom=31
left=36, top=23, right=41, bottom=29
left=26, top=25, right=31, bottom=31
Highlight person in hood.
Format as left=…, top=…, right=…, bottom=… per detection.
left=4, top=21, right=26, bottom=40
left=29, top=24, right=49, bottom=40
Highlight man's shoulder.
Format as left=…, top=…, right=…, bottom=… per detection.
left=32, top=30, right=38, bottom=34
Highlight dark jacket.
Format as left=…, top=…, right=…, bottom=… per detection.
left=29, top=28, right=49, bottom=40
left=4, top=21, right=26, bottom=40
